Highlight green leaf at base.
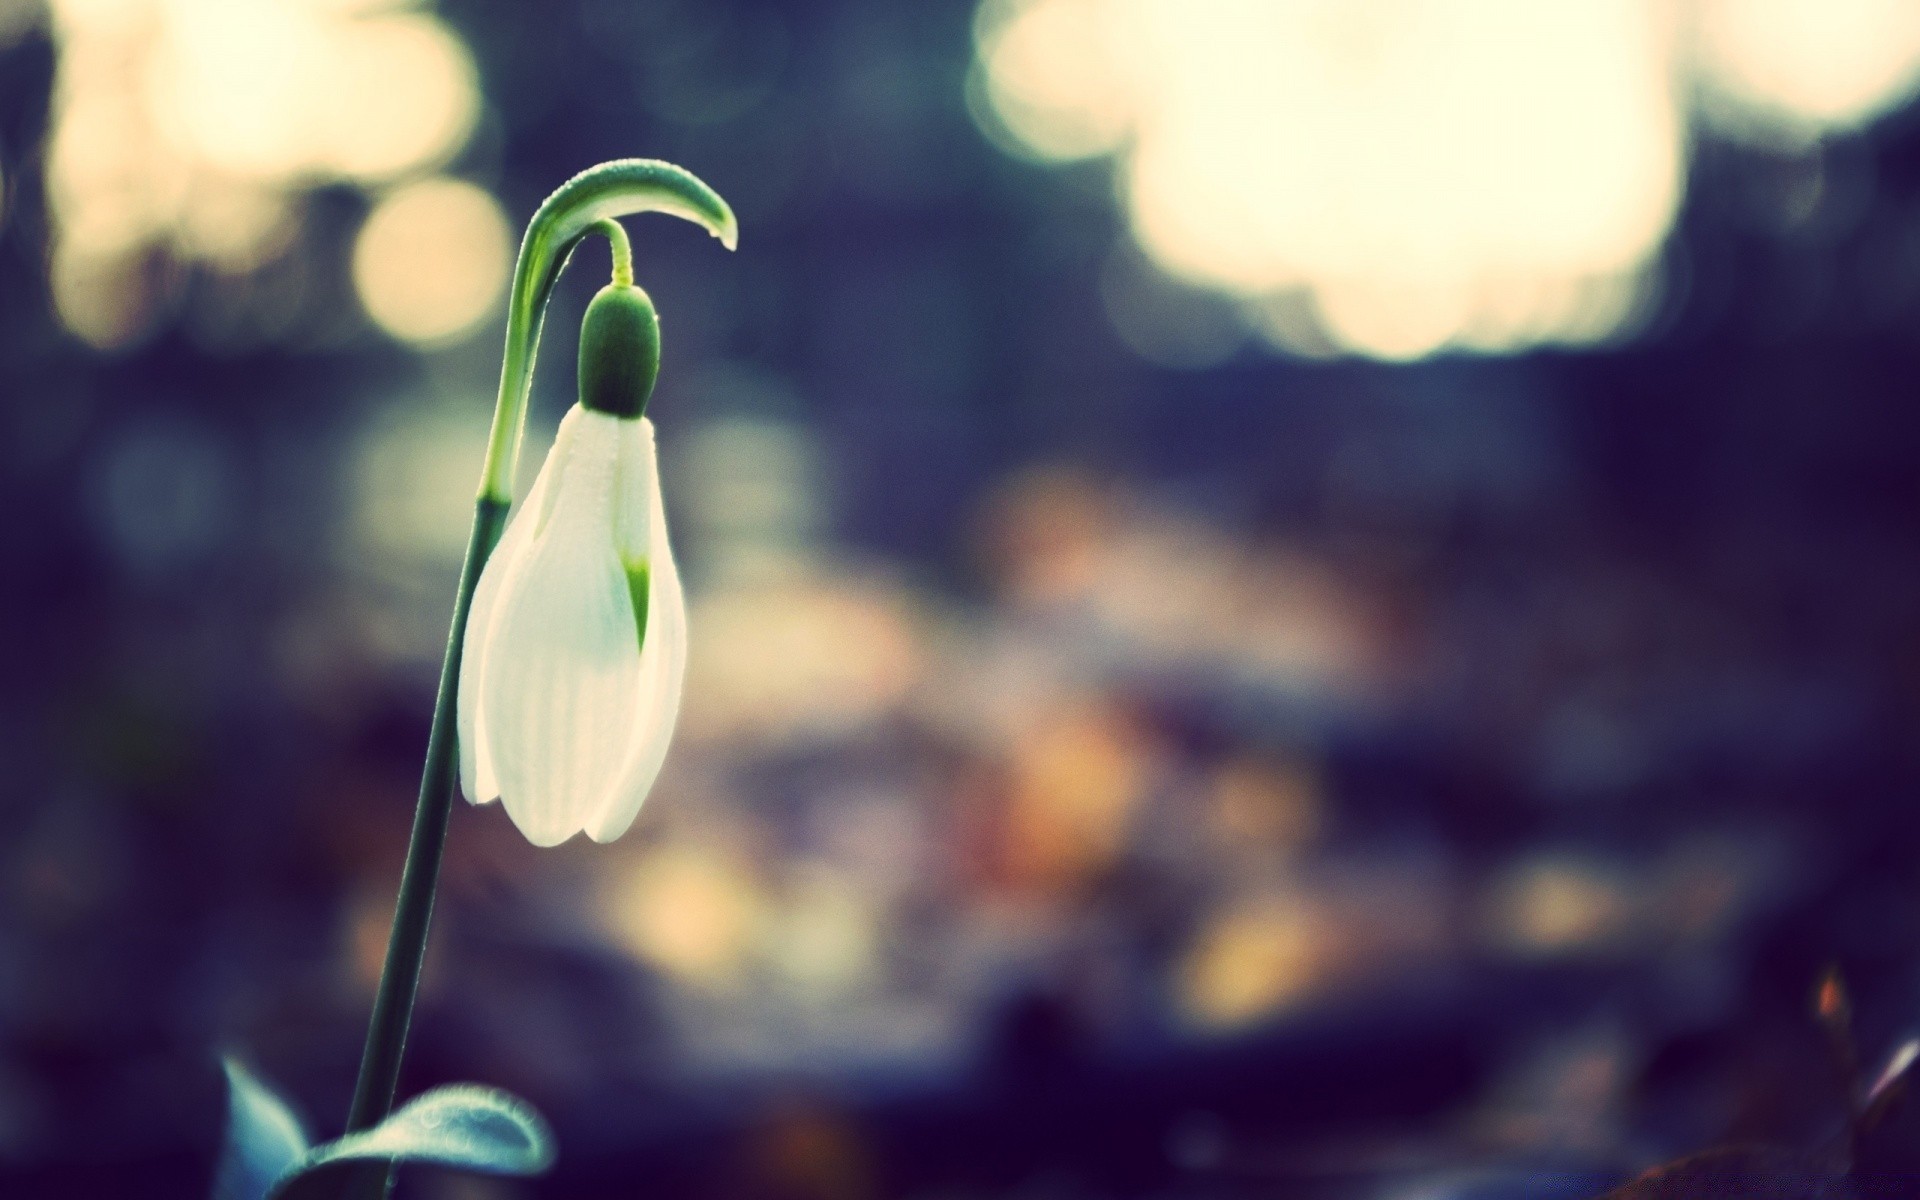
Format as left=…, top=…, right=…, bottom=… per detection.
left=213, top=1059, right=310, bottom=1200
left=267, top=1085, right=555, bottom=1200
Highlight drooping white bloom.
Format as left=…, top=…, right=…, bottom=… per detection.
left=457, top=406, right=686, bottom=846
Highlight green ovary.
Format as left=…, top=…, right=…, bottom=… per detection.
left=624, top=558, right=651, bottom=654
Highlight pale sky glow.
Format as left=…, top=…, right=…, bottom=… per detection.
left=973, top=0, right=1920, bottom=360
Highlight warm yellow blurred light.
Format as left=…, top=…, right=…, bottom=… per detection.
left=1694, top=0, right=1920, bottom=139
left=308, top=13, right=477, bottom=179
left=41, top=0, right=481, bottom=347
left=352, top=176, right=510, bottom=345
left=1178, top=894, right=1322, bottom=1029
left=1482, top=855, right=1638, bottom=957
left=973, top=0, right=1920, bottom=360
left=765, top=865, right=881, bottom=997
left=972, top=0, right=1130, bottom=161
left=154, top=0, right=316, bottom=179
left=683, top=572, right=924, bottom=747
left=175, top=180, right=293, bottom=269
left=1001, top=698, right=1147, bottom=891
left=147, top=0, right=474, bottom=180
left=603, top=845, right=767, bottom=988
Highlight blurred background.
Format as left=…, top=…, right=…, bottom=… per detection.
left=5, top=0, right=1920, bottom=1196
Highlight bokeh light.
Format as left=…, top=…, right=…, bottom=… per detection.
left=42, top=0, right=481, bottom=348
left=604, top=844, right=768, bottom=989
left=1177, top=891, right=1323, bottom=1029
left=1694, top=0, right=1920, bottom=141
left=972, top=0, right=1920, bottom=360
left=351, top=176, right=510, bottom=345
left=347, top=398, right=493, bottom=565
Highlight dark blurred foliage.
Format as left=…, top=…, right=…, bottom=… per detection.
left=3, top=1, right=1920, bottom=1198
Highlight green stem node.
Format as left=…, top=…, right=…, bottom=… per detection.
left=597, top=217, right=634, bottom=288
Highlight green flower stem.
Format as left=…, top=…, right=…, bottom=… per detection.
left=339, top=160, right=734, bottom=1197
left=335, top=494, right=504, bottom=1200
left=598, top=217, right=635, bottom=289
left=342, top=494, right=507, bottom=1140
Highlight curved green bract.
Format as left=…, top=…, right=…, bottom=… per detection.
left=481, top=158, right=737, bottom=502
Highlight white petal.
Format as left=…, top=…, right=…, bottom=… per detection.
left=587, top=419, right=688, bottom=843
left=475, top=410, right=642, bottom=846
left=457, top=408, right=580, bottom=805
left=612, top=417, right=656, bottom=565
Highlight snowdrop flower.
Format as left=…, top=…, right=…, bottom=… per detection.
left=457, top=281, right=686, bottom=846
